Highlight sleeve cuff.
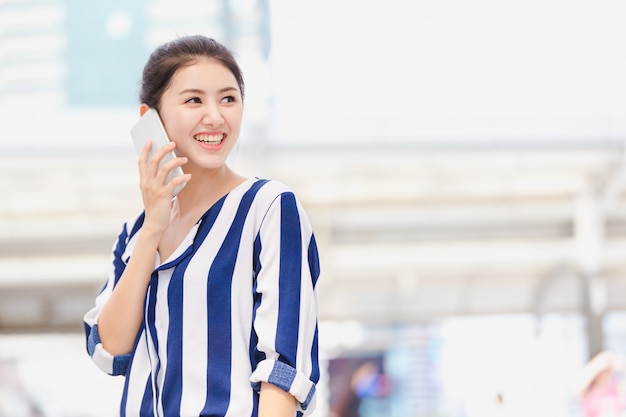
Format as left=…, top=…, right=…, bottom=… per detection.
left=86, top=323, right=131, bottom=376
left=250, top=359, right=317, bottom=414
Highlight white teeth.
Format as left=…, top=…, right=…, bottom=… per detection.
left=195, top=134, right=224, bottom=144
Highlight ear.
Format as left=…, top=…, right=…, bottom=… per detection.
left=139, top=103, right=150, bottom=116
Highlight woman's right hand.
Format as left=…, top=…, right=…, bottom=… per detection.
left=138, top=140, right=190, bottom=233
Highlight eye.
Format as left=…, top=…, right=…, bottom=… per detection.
left=185, top=97, right=202, bottom=104
left=221, top=95, right=237, bottom=103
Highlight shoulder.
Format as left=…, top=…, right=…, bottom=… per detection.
left=126, top=211, right=146, bottom=236
left=250, top=178, right=310, bottom=213
left=248, top=178, right=314, bottom=226
left=245, top=177, right=309, bottom=218
left=249, top=178, right=296, bottom=200
left=115, top=211, right=145, bottom=245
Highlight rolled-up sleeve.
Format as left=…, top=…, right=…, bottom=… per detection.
left=250, top=191, right=320, bottom=415
left=84, top=322, right=131, bottom=376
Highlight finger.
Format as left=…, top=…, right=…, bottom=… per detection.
left=160, top=155, right=188, bottom=176
left=166, top=173, right=192, bottom=195
left=138, top=140, right=153, bottom=174
left=151, top=157, right=186, bottom=193
left=150, top=141, right=177, bottom=168
left=143, top=141, right=175, bottom=180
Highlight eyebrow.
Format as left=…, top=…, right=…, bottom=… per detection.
left=178, top=86, right=239, bottom=96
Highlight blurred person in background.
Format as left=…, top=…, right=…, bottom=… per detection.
left=83, top=35, right=320, bottom=417
left=578, top=351, right=626, bottom=417
left=330, top=360, right=389, bottom=417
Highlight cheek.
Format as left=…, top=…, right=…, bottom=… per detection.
left=163, top=112, right=193, bottom=138
left=228, top=110, right=244, bottom=131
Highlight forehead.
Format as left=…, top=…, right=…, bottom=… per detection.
left=169, top=58, right=238, bottom=91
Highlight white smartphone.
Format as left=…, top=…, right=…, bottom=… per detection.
left=130, top=108, right=185, bottom=197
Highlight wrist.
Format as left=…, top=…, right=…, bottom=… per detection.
left=137, top=223, right=165, bottom=243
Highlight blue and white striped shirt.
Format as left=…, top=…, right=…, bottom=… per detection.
left=84, top=178, right=320, bottom=417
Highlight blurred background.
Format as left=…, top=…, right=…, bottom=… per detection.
left=2, top=0, right=626, bottom=416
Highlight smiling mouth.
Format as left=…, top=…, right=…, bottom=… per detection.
left=194, top=134, right=224, bottom=145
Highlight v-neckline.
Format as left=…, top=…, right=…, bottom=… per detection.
left=156, top=177, right=256, bottom=266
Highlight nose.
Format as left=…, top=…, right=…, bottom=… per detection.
left=201, top=103, right=224, bottom=126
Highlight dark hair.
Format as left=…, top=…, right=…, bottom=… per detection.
left=139, top=35, right=245, bottom=109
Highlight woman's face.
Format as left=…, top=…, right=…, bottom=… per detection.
left=158, top=58, right=243, bottom=172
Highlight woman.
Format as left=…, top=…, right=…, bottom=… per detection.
left=83, top=35, right=320, bottom=417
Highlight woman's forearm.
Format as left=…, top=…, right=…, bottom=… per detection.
left=97, top=227, right=161, bottom=355
left=258, top=382, right=297, bottom=417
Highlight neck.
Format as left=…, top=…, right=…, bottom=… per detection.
left=174, top=164, right=245, bottom=215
